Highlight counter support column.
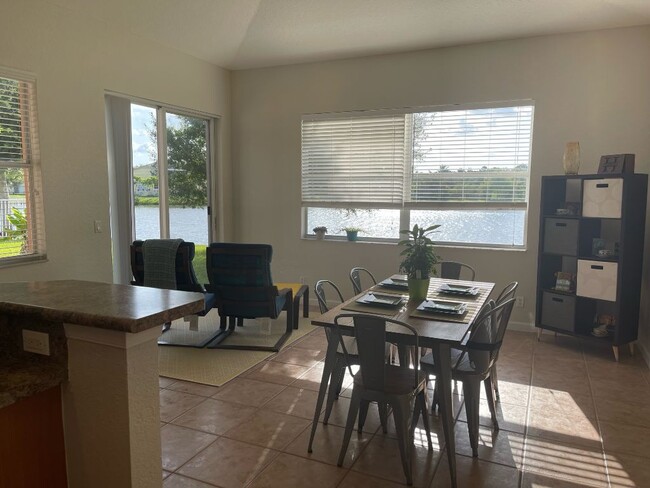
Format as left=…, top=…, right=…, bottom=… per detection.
left=62, top=324, right=162, bottom=488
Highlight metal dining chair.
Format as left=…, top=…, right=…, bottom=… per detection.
left=420, top=297, right=516, bottom=457
left=334, top=313, right=433, bottom=485
left=489, top=281, right=519, bottom=402
left=438, top=261, right=476, bottom=281
left=349, top=267, right=377, bottom=295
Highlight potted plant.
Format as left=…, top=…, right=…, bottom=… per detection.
left=313, top=226, right=327, bottom=240
left=342, top=227, right=362, bottom=241
left=398, top=224, right=440, bottom=300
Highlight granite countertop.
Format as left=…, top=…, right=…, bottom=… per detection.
left=0, top=358, right=67, bottom=409
left=0, top=280, right=205, bottom=333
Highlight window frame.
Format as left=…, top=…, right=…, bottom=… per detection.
left=0, top=68, right=46, bottom=266
left=301, top=101, right=534, bottom=249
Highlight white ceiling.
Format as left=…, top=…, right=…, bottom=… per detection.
left=49, top=0, right=650, bottom=70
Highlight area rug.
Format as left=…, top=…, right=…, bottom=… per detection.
left=157, top=309, right=224, bottom=347
left=158, top=315, right=318, bottom=386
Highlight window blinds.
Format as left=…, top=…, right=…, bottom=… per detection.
left=301, top=102, right=533, bottom=210
left=301, top=113, right=406, bottom=207
left=0, top=71, right=46, bottom=262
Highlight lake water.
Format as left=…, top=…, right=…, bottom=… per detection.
left=135, top=205, right=525, bottom=247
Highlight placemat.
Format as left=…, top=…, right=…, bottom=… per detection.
left=341, top=300, right=405, bottom=316
left=409, top=279, right=492, bottom=324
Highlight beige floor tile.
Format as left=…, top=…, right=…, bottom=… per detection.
left=529, top=388, right=596, bottom=420
left=248, top=453, right=346, bottom=488
left=271, top=347, right=326, bottom=367
left=160, top=424, right=217, bottom=471
left=166, top=380, right=220, bottom=398
left=338, top=470, right=406, bottom=488
left=264, top=386, right=320, bottom=419
left=532, top=368, right=592, bottom=399
left=171, top=398, right=257, bottom=435
left=163, top=474, right=216, bottom=487
left=457, top=398, right=528, bottom=434
left=484, top=379, right=531, bottom=407
left=322, top=396, right=382, bottom=434
left=600, top=421, right=650, bottom=459
left=244, top=361, right=311, bottom=385
left=293, top=333, right=329, bottom=351
left=589, top=376, right=650, bottom=405
left=160, top=376, right=177, bottom=388
left=521, top=472, right=602, bottom=487
left=211, top=378, right=286, bottom=407
left=527, top=406, right=601, bottom=449
left=177, top=437, right=278, bottom=488
left=290, top=364, right=327, bottom=391
left=432, top=453, right=521, bottom=488
left=521, top=436, right=608, bottom=487
left=284, top=422, right=372, bottom=468
left=223, top=409, right=310, bottom=450
left=351, top=434, right=440, bottom=487
left=606, top=452, right=650, bottom=487
left=534, top=335, right=584, bottom=359
left=453, top=422, right=525, bottom=468
left=160, top=389, right=207, bottom=422
left=594, top=396, right=650, bottom=429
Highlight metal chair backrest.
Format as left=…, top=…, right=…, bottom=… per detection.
left=460, top=297, right=515, bottom=375
left=495, top=281, right=518, bottom=305
left=334, top=313, right=420, bottom=391
left=314, top=279, right=344, bottom=314
left=130, top=240, right=203, bottom=293
left=439, top=261, right=476, bottom=281
left=349, top=267, right=377, bottom=295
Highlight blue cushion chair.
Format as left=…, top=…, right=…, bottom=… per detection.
left=205, top=243, right=294, bottom=352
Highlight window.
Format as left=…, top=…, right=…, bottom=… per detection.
left=302, top=102, right=534, bottom=247
left=0, top=71, right=45, bottom=263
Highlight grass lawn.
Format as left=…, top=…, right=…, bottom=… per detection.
left=0, top=239, right=22, bottom=257
left=193, top=244, right=208, bottom=285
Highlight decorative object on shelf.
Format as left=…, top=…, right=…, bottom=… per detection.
left=312, top=226, right=327, bottom=240
left=598, top=154, right=635, bottom=174
left=592, top=313, right=615, bottom=337
left=598, top=249, right=615, bottom=258
left=563, top=142, right=581, bottom=175
left=342, top=227, right=363, bottom=241
left=591, top=238, right=606, bottom=256
left=553, top=271, right=575, bottom=292
left=398, top=224, right=440, bottom=300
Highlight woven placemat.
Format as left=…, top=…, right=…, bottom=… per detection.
left=341, top=300, right=405, bottom=316
left=409, top=279, right=492, bottom=324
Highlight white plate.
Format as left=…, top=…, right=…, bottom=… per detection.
left=356, top=292, right=405, bottom=307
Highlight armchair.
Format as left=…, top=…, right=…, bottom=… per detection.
left=205, top=243, right=294, bottom=352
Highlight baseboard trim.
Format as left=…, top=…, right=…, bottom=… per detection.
left=638, top=341, right=650, bottom=369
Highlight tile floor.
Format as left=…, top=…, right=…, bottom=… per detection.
left=159, top=326, right=650, bottom=487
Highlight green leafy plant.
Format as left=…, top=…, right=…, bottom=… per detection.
left=4, top=207, right=28, bottom=253
left=398, top=224, right=440, bottom=279
left=312, top=226, right=327, bottom=233
left=342, top=226, right=363, bottom=233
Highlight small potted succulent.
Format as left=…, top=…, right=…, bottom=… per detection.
left=313, top=226, right=327, bottom=240
left=342, top=227, right=362, bottom=241
left=399, top=224, right=440, bottom=300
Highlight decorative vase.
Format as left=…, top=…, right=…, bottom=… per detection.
left=315, top=230, right=326, bottom=240
left=345, top=230, right=358, bottom=241
left=407, top=277, right=429, bottom=301
left=563, top=142, right=581, bottom=175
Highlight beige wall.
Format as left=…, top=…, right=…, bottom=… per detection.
left=0, top=0, right=232, bottom=283
left=231, top=26, right=650, bottom=351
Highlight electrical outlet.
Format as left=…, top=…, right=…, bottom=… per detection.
left=22, top=329, right=50, bottom=356
left=515, top=296, right=525, bottom=308
left=94, top=220, right=103, bottom=233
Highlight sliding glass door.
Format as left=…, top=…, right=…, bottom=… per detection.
left=130, top=103, right=211, bottom=263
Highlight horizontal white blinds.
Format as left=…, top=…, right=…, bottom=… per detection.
left=301, top=103, right=533, bottom=210
left=406, top=106, right=533, bottom=206
left=301, top=114, right=406, bottom=207
left=0, top=72, right=46, bottom=261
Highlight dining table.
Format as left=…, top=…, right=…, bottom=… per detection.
left=307, top=274, right=495, bottom=488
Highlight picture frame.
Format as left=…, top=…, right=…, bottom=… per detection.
left=598, top=154, right=635, bottom=174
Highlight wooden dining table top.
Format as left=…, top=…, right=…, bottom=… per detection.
left=311, top=275, right=495, bottom=346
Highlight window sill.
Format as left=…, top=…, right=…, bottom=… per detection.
left=0, top=254, right=48, bottom=269
left=302, top=236, right=526, bottom=251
